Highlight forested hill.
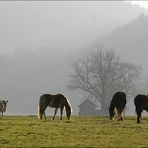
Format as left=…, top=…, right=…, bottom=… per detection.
left=100, top=13, right=148, bottom=79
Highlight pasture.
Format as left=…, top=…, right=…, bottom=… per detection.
left=0, top=116, right=148, bottom=147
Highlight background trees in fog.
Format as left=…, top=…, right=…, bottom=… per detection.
left=68, top=45, right=142, bottom=115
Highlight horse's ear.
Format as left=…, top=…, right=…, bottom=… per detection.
left=6, top=100, right=8, bottom=103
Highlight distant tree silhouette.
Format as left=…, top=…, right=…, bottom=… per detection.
left=68, top=45, right=142, bottom=115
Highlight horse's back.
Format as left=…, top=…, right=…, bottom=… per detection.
left=134, top=94, right=148, bottom=109
left=111, top=92, right=126, bottom=109
left=40, top=93, right=67, bottom=108
left=40, top=94, right=51, bottom=105
left=54, top=94, right=68, bottom=106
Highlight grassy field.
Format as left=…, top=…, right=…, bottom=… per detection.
left=0, top=116, right=148, bottom=147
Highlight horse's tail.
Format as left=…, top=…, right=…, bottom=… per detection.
left=38, top=96, right=43, bottom=119
left=38, top=104, right=41, bottom=119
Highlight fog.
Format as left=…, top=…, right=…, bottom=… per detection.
left=0, top=1, right=147, bottom=116
left=0, top=1, right=145, bottom=54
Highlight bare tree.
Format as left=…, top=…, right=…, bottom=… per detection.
left=68, top=46, right=142, bottom=115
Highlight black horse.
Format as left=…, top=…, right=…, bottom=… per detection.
left=134, top=94, right=148, bottom=123
left=38, top=94, right=72, bottom=120
left=109, top=92, right=126, bottom=121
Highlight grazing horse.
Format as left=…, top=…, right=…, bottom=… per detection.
left=0, top=100, right=8, bottom=117
left=38, top=94, right=72, bottom=120
left=134, top=94, right=148, bottom=123
left=109, top=92, right=126, bottom=121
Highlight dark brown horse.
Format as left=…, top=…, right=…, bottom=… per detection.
left=38, top=94, right=72, bottom=120
left=134, top=94, right=148, bottom=123
left=109, top=92, right=126, bottom=121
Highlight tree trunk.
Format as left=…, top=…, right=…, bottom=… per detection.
left=101, top=97, right=108, bottom=115
left=101, top=86, right=108, bottom=115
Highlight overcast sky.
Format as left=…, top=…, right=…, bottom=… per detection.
left=0, top=1, right=147, bottom=55
left=131, top=1, right=148, bottom=9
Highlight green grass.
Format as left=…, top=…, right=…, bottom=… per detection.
left=0, top=116, right=148, bottom=147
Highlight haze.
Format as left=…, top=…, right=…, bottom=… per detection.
left=0, top=1, right=147, bottom=115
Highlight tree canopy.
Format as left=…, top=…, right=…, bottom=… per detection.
left=68, top=46, right=142, bottom=115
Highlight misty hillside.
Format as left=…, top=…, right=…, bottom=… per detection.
left=100, top=13, right=148, bottom=79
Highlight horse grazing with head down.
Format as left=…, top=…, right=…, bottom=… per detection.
left=134, top=94, right=148, bottom=123
left=109, top=92, right=126, bottom=121
left=38, top=94, right=72, bottom=120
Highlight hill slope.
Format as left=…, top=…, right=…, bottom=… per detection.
left=100, top=13, right=148, bottom=79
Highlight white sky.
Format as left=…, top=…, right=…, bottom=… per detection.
left=130, top=1, right=148, bottom=9
left=0, top=1, right=146, bottom=55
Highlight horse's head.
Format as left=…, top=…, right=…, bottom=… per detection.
left=2, top=100, right=8, bottom=112
left=109, top=108, right=115, bottom=120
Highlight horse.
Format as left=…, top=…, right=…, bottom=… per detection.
left=0, top=100, right=8, bottom=117
left=109, top=92, right=126, bottom=121
left=134, top=94, right=148, bottom=123
left=38, top=94, right=72, bottom=120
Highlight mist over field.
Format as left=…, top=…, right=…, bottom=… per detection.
left=0, top=1, right=148, bottom=116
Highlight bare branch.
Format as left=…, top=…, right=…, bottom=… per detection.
left=68, top=45, right=142, bottom=114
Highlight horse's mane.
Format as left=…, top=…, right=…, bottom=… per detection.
left=64, top=95, right=73, bottom=113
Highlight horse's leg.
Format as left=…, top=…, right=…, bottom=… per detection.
left=120, top=112, right=123, bottom=121
left=117, top=109, right=120, bottom=121
left=39, top=104, right=47, bottom=120
left=40, top=107, right=46, bottom=120
left=137, top=111, right=142, bottom=123
left=117, top=109, right=122, bottom=121
left=119, top=109, right=124, bottom=121
left=135, top=107, right=142, bottom=123
left=60, top=107, right=64, bottom=120
left=53, top=108, right=58, bottom=120
left=43, top=111, right=47, bottom=120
